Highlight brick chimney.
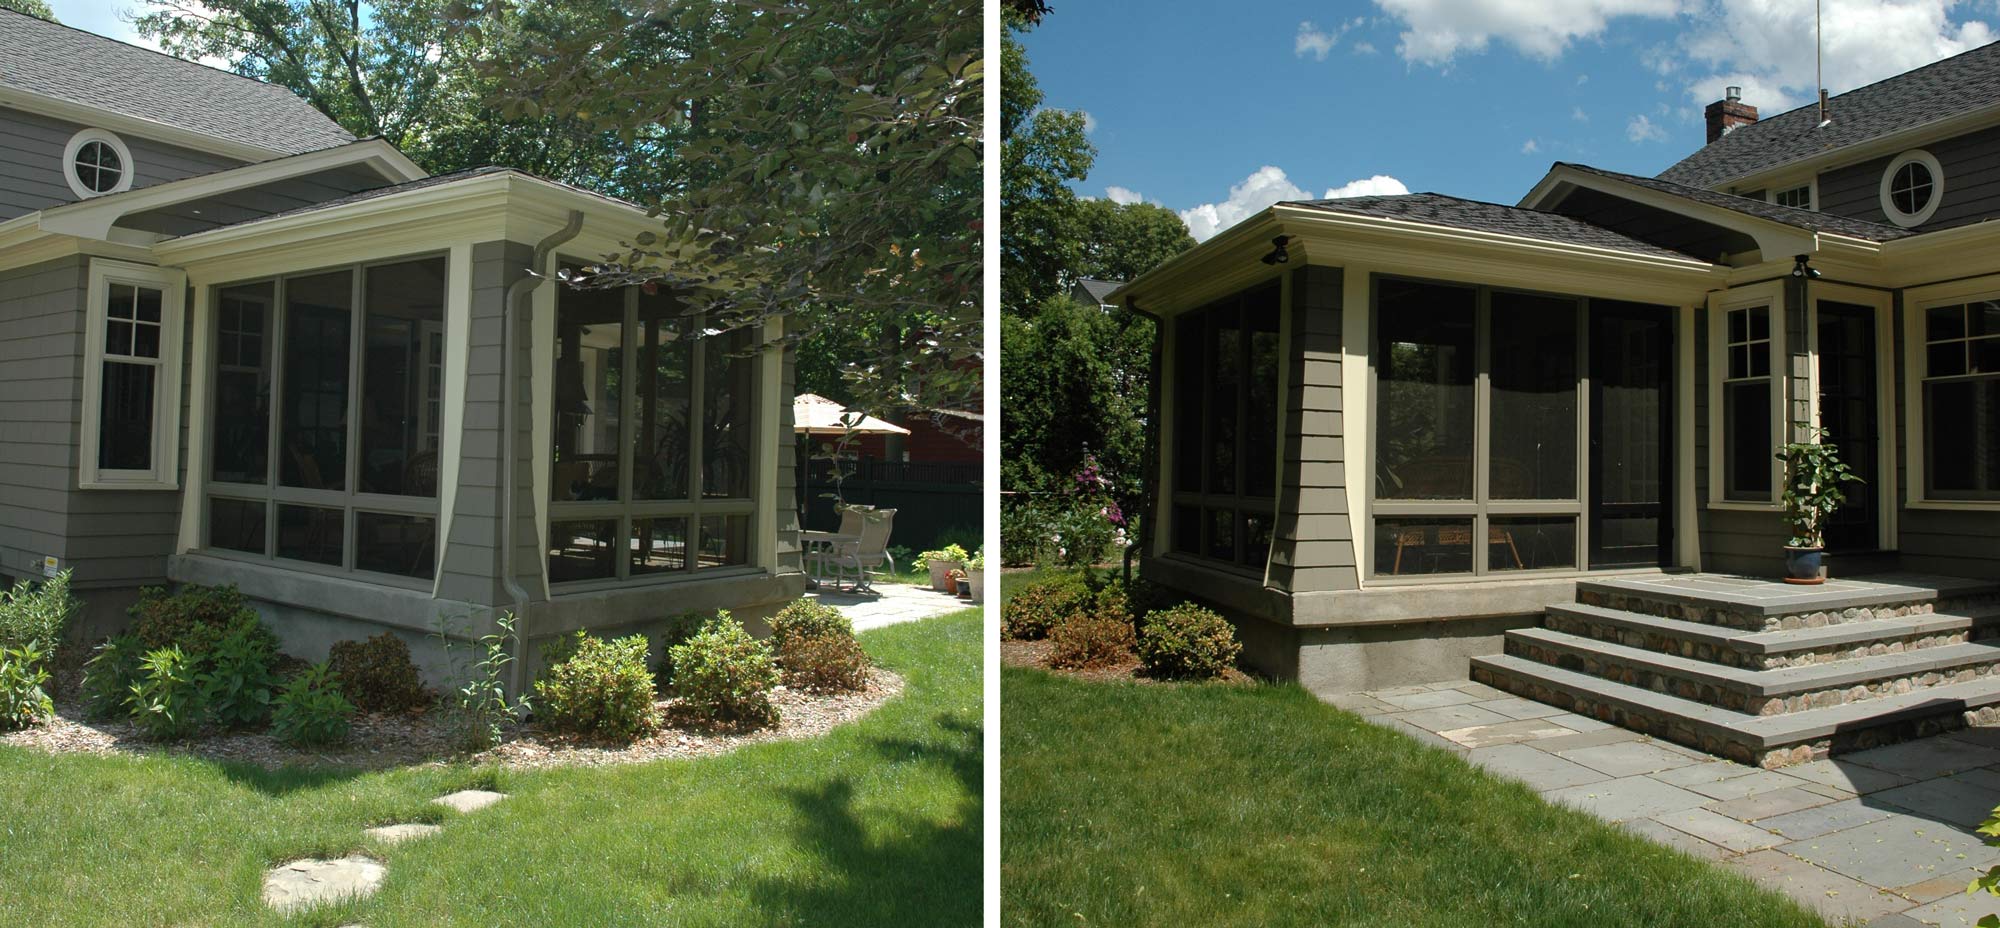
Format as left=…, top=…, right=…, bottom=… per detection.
left=1705, top=86, right=1758, bottom=144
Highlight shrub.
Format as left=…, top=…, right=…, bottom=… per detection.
left=0, top=569, right=80, bottom=658
left=1046, top=611, right=1136, bottom=671
left=652, top=610, right=714, bottom=691
left=199, top=620, right=279, bottom=728
left=435, top=610, right=528, bottom=752
left=669, top=613, right=779, bottom=725
left=769, top=599, right=853, bottom=652
left=80, top=634, right=144, bottom=720
left=779, top=631, right=871, bottom=692
left=128, top=646, right=207, bottom=740
left=916, top=544, right=971, bottom=569
left=327, top=633, right=431, bottom=714
left=1000, top=573, right=1094, bottom=640
left=534, top=632, right=661, bottom=741
left=0, top=645, right=54, bottom=730
left=1137, top=604, right=1241, bottom=681
left=128, top=585, right=278, bottom=667
left=271, top=662, right=354, bottom=747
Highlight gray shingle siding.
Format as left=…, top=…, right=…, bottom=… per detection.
left=0, top=105, right=244, bottom=221
left=1816, top=122, right=2000, bottom=232
left=1269, top=265, right=1358, bottom=593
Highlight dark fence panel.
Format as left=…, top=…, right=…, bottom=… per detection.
left=799, top=457, right=982, bottom=553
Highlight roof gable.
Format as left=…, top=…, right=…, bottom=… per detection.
left=0, top=9, right=353, bottom=159
left=1657, top=39, right=2000, bottom=188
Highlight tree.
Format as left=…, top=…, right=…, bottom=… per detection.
left=1000, top=294, right=1153, bottom=498
left=1000, top=13, right=1092, bottom=313
left=1074, top=197, right=1194, bottom=285
left=476, top=0, right=982, bottom=420
left=3, top=0, right=54, bottom=19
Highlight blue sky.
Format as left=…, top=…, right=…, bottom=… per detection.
left=1018, top=0, right=2000, bottom=239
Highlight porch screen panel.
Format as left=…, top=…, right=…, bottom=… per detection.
left=359, top=258, right=446, bottom=498
left=1374, top=279, right=1474, bottom=500
left=703, top=328, right=755, bottom=500
left=1489, top=291, right=1578, bottom=500
left=1165, top=284, right=1280, bottom=570
left=553, top=284, right=627, bottom=502
left=212, top=282, right=273, bottom=485
left=632, top=294, right=691, bottom=501
left=1923, top=301, right=2000, bottom=499
left=279, top=271, right=352, bottom=492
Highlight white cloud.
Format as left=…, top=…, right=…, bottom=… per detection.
left=1372, top=0, right=1683, bottom=66
left=1296, top=21, right=1339, bottom=59
left=1626, top=113, right=1668, bottom=142
left=1323, top=174, right=1412, bottom=198
left=1105, top=185, right=1145, bottom=205
left=1179, top=166, right=1314, bottom=242
left=1672, top=0, right=1995, bottom=114
left=1521, top=138, right=1541, bottom=153
left=1079, top=111, right=1099, bottom=134
left=1353, top=40, right=1380, bottom=54
left=1576, top=73, right=1590, bottom=84
left=1571, top=105, right=1590, bottom=122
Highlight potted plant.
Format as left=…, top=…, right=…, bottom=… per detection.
left=965, top=548, right=986, bottom=604
left=1777, top=428, right=1862, bottom=584
left=917, top=544, right=970, bottom=593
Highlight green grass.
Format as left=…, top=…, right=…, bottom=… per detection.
left=0, top=610, right=980, bottom=927
left=999, top=601, right=1830, bottom=926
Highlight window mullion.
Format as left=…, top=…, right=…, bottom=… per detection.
left=1473, top=287, right=1491, bottom=576
left=1575, top=299, right=1591, bottom=571
left=343, top=269, right=363, bottom=570
left=617, top=288, right=638, bottom=581
left=688, top=308, right=708, bottom=573
left=265, top=277, right=286, bottom=558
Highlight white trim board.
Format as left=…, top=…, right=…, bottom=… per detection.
left=78, top=258, right=186, bottom=490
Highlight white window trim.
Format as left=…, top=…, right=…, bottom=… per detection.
left=1902, top=275, right=2000, bottom=511
left=1805, top=283, right=1899, bottom=549
left=1765, top=179, right=1817, bottom=212
left=62, top=128, right=135, bottom=200
left=79, top=259, right=185, bottom=490
left=1880, top=149, right=1944, bottom=228
left=1706, top=281, right=1785, bottom=511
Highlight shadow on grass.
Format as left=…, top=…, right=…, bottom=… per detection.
left=213, top=758, right=371, bottom=796
left=751, top=713, right=982, bottom=926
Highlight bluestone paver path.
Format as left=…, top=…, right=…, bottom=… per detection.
left=810, top=582, right=967, bottom=631
left=1332, top=677, right=2000, bottom=925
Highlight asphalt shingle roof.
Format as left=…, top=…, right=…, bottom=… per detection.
left=1658, top=39, right=2000, bottom=188
left=1558, top=163, right=1916, bottom=242
left=171, top=166, right=647, bottom=236
left=1282, top=192, right=1707, bottom=261
left=1074, top=278, right=1124, bottom=303
left=0, top=9, right=353, bottom=156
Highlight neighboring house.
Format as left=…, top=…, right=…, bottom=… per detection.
left=1116, top=42, right=2000, bottom=764
left=1070, top=277, right=1122, bottom=310
left=0, top=11, right=805, bottom=686
left=799, top=403, right=982, bottom=550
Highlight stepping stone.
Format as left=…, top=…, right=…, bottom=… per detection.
left=365, top=823, right=442, bottom=845
left=262, top=855, right=386, bottom=913
left=433, top=789, right=507, bottom=813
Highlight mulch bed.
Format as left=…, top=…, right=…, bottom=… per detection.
left=1000, top=638, right=1255, bottom=685
left=1, top=669, right=904, bottom=772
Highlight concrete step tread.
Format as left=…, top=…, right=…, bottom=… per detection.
left=1551, top=601, right=1999, bottom=655
left=1509, top=626, right=2000, bottom=698
left=1576, top=573, right=2000, bottom=618
left=1473, top=653, right=2000, bottom=750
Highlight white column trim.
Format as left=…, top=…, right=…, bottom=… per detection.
left=177, top=281, right=213, bottom=553
left=1340, top=264, right=1372, bottom=586
left=430, top=241, right=473, bottom=597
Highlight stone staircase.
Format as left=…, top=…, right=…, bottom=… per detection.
left=1470, top=574, right=2000, bottom=768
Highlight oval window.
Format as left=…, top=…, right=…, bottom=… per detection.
left=1880, top=150, right=1944, bottom=227
left=62, top=129, right=135, bottom=199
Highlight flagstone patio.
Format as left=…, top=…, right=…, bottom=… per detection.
left=809, top=582, right=972, bottom=631
left=1332, top=679, right=2000, bottom=926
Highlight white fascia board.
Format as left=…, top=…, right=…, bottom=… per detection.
left=0, top=216, right=154, bottom=274
left=37, top=139, right=426, bottom=240
left=0, top=85, right=306, bottom=163
left=151, top=173, right=655, bottom=281
left=1517, top=166, right=1818, bottom=259
left=1107, top=209, right=1285, bottom=311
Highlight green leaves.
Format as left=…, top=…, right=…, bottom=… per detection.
left=1776, top=425, right=1865, bottom=548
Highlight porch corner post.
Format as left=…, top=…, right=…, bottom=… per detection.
left=1785, top=272, right=1815, bottom=443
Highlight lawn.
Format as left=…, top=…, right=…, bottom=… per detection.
left=998, top=573, right=1829, bottom=928
left=0, top=609, right=981, bottom=927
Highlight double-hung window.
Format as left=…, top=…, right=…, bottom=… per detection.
left=204, top=256, right=447, bottom=582
left=80, top=260, right=185, bottom=489
left=1718, top=303, right=1779, bottom=503
left=546, top=278, right=759, bottom=585
left=1920, top=301, right=2000, bottom=500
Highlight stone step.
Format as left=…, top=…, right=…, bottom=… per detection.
left=1544, top=602, right=2000, bottom=670
left=1470, top=652, right=2000, bottom=768
left=1506, top=627, right=2000, bottom=715
left=1573, top=576, right=1984, bottom=633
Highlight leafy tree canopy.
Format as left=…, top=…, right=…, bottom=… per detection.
left=1074, top=197, right=1195, bottom=286
left=3, top=0, right=55, bottom=20
left=1000, top=294, right=1151, bottom=497
left=1000, top=12, right=1092, bottom=313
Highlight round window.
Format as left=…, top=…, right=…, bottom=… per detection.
left=1879, top=150, right=1944, bottom=227
left=61, top=129, right=135, bottom=199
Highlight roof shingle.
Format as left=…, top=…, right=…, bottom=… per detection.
left=1657, top=39, right=2000, bottom=188
left=1558, top=163, right=1915, bottom=242
left=0, top=9, right=353, bottom=156
left=1282, top=192, right=1707, bottom=261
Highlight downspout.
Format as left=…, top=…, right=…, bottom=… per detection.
left=501, top=210, right=584, bottom=700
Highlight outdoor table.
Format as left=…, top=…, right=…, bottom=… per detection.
left=800, top=530, right=860, bottom=589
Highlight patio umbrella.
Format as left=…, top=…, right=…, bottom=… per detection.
left=792, top=393, right=911, bottom=436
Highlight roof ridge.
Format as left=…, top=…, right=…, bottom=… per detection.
left=0, top=8, right=320, bottom=100
left=1745, top=37, right=2000, bottom=126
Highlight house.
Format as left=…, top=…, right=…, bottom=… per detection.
left=1069, top=277, right=1123, bottom=311
left=0, top=11, right=806, bottom=687
left=1114, top=43, right=2000, bottom=765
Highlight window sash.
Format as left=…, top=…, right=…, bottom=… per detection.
left=200, top=255, right=446, bottom=580
left=1711, top=300, right=1781, bottom=503
left=80, top=262, right=183, bottom=488
left=547, top=282, right=761, bottom=585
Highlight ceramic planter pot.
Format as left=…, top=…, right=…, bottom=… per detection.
left=967, top=569, right=985, bottom=604
left=927, top=560, right=963, bottom=592
left=1783, top=546, right=1825, bottom=584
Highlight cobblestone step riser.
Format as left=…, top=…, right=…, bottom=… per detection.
left=1543, top=611, right=1970, bottom=670
left=1504, top=637, right=2000, bottom=716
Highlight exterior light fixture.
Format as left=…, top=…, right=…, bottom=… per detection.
left=1260, top=235, right=1291, bottom=265
left=1791, top=254, right=1821, bottom=279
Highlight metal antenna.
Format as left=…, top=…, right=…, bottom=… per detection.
left=1817, top=0, right=1827, bottom=124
